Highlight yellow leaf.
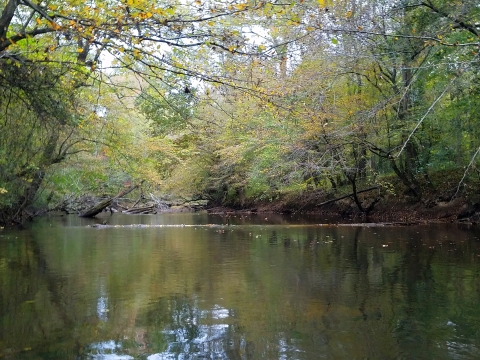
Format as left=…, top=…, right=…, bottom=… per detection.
left=77, top=48, right=84, bottom=53
left=50, top=21, right=61, bottom=30
left=346, top=10, right=352, bottom=18
left=263, top=3, right=273, bottom=15
left=235, top=3, right=247, bottom=10
left=318, top=0, right=325, bottom=7
left=35, top=18, right=42, bottom=25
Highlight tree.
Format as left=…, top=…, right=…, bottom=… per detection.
left=2, top=0, right=480, bottom=224
left=0, top=0, right=301, bottom=225
left=0, top=60, right=87, bottom=224
left=163, top=0, right=480, bottom=207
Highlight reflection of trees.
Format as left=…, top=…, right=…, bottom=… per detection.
left=390, top=236, right=445, bottom=358
left=137, top=295, right=256, bottom=359
left=258, top=225, right=480, bottom=358
left=0, top=236, right=84, bottom=358
left=2, top=221, right=480, bottom=359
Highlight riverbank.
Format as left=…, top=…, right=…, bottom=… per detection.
left=238, top=190, right=476, bottom=224
left=41, top=171, right=480, bottom=225
left=206, top=172, right=480, bottom=224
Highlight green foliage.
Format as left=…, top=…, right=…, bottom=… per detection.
left=0, top=60, right=85, bottom=223
left=136, top=75, right=196, bottom=136
left=1, top=0, right=480, bottom=222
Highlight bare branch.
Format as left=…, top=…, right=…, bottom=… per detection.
left=395, top=75, right=457, bottom=158
left=20, top=0, right=54, bottom=22
left=453, top=146, right=480, bottom=200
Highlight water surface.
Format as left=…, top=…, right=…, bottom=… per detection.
left=1, top=213, right=480, bottom=359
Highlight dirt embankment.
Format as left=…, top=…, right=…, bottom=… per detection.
left=210, top=186, right=480, bottom=225
left=52, top=171, right=480, bottom=225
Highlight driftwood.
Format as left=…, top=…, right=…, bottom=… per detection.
left=149, top=193, right=170, bottom=210
left=124, top=205, right=156, bottom=214
left=79, top=184, right=138, bottom=218
left=317, top=185, right=381, bottom=207
left=130, top=193, right=144, bottom=209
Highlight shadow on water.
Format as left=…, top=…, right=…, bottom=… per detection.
left=1, top=214, right=480, bottom=359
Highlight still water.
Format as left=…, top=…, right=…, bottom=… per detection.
left=1, top=213, right=480, bottom=359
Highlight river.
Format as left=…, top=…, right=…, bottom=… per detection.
left=0, top=213, right=480, bottom=359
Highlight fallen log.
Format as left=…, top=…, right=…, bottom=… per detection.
left=79, top=184, right=138, bottom=218
left=123, top=205, right=156, bottom=214
left=317, top=185, right=381, bottom=207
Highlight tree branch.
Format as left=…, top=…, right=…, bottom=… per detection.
left=453, top=145, right=480, bottom=200
left=20, top=0, right=54, bottom=22
left=421, top=1, right=480, bottom=37
left=0, top=0, right=18, bottom=42
left=395, top=74, right=457, bottom=158
left=0, top=27, right=54, bottom=52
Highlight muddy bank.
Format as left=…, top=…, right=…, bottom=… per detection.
left=50, top=177, right=480, bottom=225
left=207, top=189, right=480, bottom=225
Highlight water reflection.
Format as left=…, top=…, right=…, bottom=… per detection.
left=0, top=215, right=480, bottom=359
left=88, top=340, right=132, bottom=359
left=97, top=282, right=109, bottom=322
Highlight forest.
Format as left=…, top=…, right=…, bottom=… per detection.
left=1, top=0, right=480, bottom=226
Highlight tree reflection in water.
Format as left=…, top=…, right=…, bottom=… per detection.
left=1, top=215, right=480, bottom=359
left=137, top=295, right=258, bottom=359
